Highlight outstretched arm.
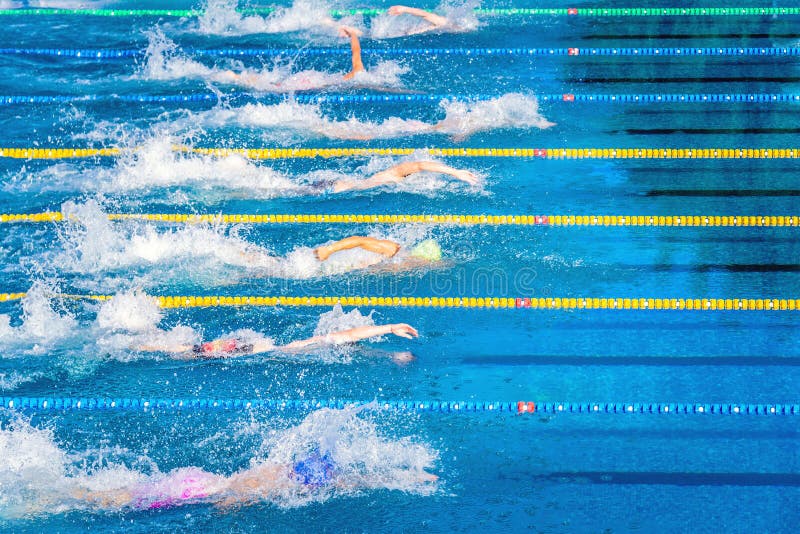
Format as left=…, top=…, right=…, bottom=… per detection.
left=340, top=26, right=365, bottom=79
left=280, top=323, right=419, bottom=350
left=314, top=236, right=400, bottom=261
left=388, top=5, right=448, bottom=27
left=333, top=160, right=480, bottom=192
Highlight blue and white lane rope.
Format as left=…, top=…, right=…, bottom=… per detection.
left=1, top=46, right=798, bottom=59
left=0, top=397, right=797, bottom=415
left=3, top=93, right=800, bottom=105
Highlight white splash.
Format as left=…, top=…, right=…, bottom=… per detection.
left=100, top=135, right=302, bottom=197
left=194, top=94, right=552, bottom=141
left=92, top=291, right=200, bottom=359
left=196, top=0, right=340, bottom=36
left=258, top=407, right=439, bottom=505
left=140, top=29, right=404, bottom=92
left=0, top=416, right=147, bottom=518
left=56, top=200, right=280, bottom=279
left=0, top=409, right=437, bottom=516
left=435, top=93, right=555, bottom=140
left=313, top=304, right=375, bottom=336
left=0, top=281, right=78, bottom=352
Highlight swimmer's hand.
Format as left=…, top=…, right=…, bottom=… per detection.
left=387, top=5, right=409, bottom=15
left=338, top=25, right=363, bottom=38
left=389, top=323, right=419, bottom=339
left=452, top=169, right=481, bottom=186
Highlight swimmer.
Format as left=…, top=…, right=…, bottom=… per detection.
left=218, top=25, right=364, bottom=90
left=67, top=415, right=437, bottom=512
left=386, top=5, right=458, bottom=35
left=312, top=235, right=443, bottom=272
left=232, top=234, right=443, bottom=279
left=138, top=322, right=419, bottom=359
left=317, top=160, right=480, bottom=194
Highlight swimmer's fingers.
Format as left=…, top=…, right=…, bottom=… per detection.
left=387, top=5, right=406, bottom=15
left=390, top=324, right=419, bottom=339
left=455, top=170, right=481, bottom=186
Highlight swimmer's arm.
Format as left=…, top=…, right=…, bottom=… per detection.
left=314, top=236, right=400, bottom=261
left=340, top=26, right=365, bottom=80
left=387, top=5, right=448, bottom=27
left=334, top=161, right=479, bottom=192
left=280, top=323, right=419, bottom=350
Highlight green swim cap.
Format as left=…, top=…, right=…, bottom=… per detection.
left=409, top=239, right=442, bottom=262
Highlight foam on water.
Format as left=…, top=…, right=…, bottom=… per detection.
left=50, top=201, right=437, bottom=285
left=92, top=291, right=201, bottom=360
left=54, top=200, right=279, bottom=287
left=194, top=94, right=552, bottom=141
left=257, top=406, right=438, bottom=505
left=0, top=415, right=148, bottom=518
left=141, top=30, right=405, bottom=92
left=101, top=135, right=303, bottom=197
left=7, top=145, right=482, bottom=199
left=0, top=409, right=436, bottom=516
left=0, top=371, right=44, bottom=391
left=195, top=0, right=345, bottom=37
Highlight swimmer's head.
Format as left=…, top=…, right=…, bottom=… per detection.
left=292, top=449, right=336, bottom=488
left=409, top=239, right=442, bottom=262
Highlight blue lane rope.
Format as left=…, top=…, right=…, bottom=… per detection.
left=3, top=93, right=800, bottom=105
left=0, top=46, right=797, bottom=59
left=0, top=396, right=796, bottom=415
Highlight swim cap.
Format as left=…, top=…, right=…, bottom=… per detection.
left=409, top=239, right=442, bottom=262
left=291, top=450, right=336, bottom=488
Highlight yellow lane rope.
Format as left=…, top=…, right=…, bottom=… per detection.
left=2, top=147, right=800, bottom=159
left=0, top=293, right=797, bottom=310
left=0, top=212, right=798, bottom=227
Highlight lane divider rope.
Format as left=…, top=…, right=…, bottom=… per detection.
left=4, top=93, right=800, bottom=105
left=0, top=293, right=797, bottom=310
left=0, top=396, right=797, bottom=416
left=3, top=147, right=800, bottom=160
left=0, top=212, right=798, bottom=227
left=1, top=7, right=799, bottom=17
left=0, top=47, right=797, bottom=59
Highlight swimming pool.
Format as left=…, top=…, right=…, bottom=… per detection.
left=0, top=0, right=799, bottom=531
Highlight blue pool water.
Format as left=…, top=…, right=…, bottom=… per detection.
left=1, top=0, right=799, bottom=531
